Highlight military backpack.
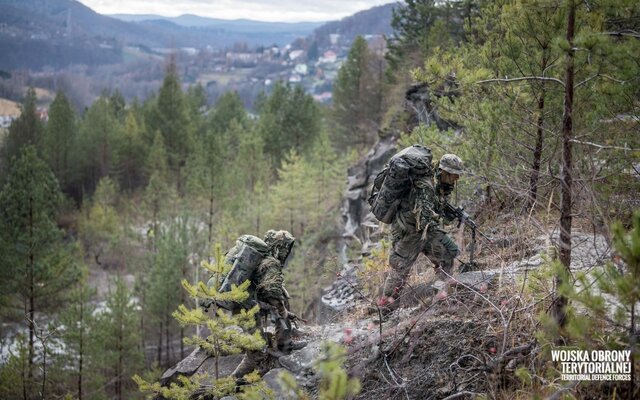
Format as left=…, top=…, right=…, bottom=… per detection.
left=368, top=144, right=433, bottom=223
left=207, top=235, right=271, bottom=310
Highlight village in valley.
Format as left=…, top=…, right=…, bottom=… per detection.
left=0, top=1, right=392, bottom=124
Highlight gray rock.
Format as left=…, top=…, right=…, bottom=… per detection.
left=159, top=346, right=243, bottom=387
left=160, top=347, right=210, bottom=386
left=263, top=368, right=297, bottom=400
left=432, top=270, right=499, bottom=292
left=505, top=254, right=545, bottom=272
left=321, top=264, right=360, bottom=312
left=278, top=341, right=323, bottom=375
left=197, top=354, right=244, bottom=383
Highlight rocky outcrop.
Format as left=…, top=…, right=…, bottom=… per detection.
left=339, top=137, right=397, bottom=261
left=159, top=348, right=243, bottom=387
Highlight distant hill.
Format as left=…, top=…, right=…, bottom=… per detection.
left=111, top=13, right=324, bottom=33
left=0, top=0, right=324, bottom=71
left=309, top=3, right=396, bottom=48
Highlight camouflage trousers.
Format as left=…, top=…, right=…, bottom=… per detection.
left=231, top=299, right=291, bottom=379
left=383, top=224, right=459, bottom=299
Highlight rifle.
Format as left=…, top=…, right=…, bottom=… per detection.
left=442, top=201, right=493, bottom=267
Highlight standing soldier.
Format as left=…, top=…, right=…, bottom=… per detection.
left=375, top=150, right=464, bottom=309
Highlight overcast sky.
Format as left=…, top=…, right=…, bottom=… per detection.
left=77, top=0, right=399, bottom=23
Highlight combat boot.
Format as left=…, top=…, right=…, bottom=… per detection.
left=275, top=326, right=307, bottom=353
left=279, top=338, right=308, bottom=352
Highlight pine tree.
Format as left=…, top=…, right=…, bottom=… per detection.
left=256, top=82, right=321, bottom=166
left=386, top=0, right=475, bottom=73
left=42, top=90, right=76, bottom=191
left=186, top=83, right=208, bottom=140
left=95, top=277, right=144, bottom=400
left=235, top=123, right=271, bottom=233
left=535, top=212, right=640, bottom=397
left=152, top=57, right=195, bottom=191
left=207, top=90, right=248, bottom=137
left=266, top=149, right=314, bottom=238
left=0, top=146, right=81, bottom=394
left=113, top=111, right=146, bottom=192
left=0, top=334, right=29, bottom=399
left=1, top=88, right=42, bottom=183
left=75, top=95, right=120, bottom=194
left=332, top=36, right=384, bottom=150
left=55, top=274, right=102, bottom=400
left=146, top=222, right=189, bottom=366
left=133, top=245, right=270, bottom=399
left=78, top=177, right=122, bottom=268
left=109, top=89, right=127, bottom=123
left=143, top=132, right=176, bottom=251
left=187, top=91, right=251, bottom=245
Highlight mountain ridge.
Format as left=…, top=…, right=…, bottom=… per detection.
left=0, top=0, right=328, bottom=70
left=109, top=13, right=325, bottom=32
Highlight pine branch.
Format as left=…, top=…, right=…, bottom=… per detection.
left=476, top=76, right=565, bottom=87
left=601, top=30, right=640, bottom=39
left=569, top=139, right=639, bottom=152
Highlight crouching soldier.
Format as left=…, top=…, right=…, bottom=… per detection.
left=230, top=229, right=307, bottom=379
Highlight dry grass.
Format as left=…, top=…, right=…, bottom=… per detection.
left=196, top=69, right=255, bottom=86
left=344, top=277, right=546, bottom=399
left=33, top=87, right=54, bottom=102
left=0, top=98, right=20, bottom=116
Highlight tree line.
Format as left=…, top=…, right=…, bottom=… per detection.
left=0, top=51, right=357, bottom=398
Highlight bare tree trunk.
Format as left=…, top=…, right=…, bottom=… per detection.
left=41, top=332, right=46, bottom=400
left=180, top=326, right=185, bottom=359
left=28, top=194, right=35, bottom=389
left=139, top=300, right=145, bottom=359
left=528, top=82, right=546, bottom=209
left=157, top=322, right=163, bottom=366
left=117, top=324, right=123, bottom=400
left=165, top=316, right=171, bottom=365
left=553, top=0, right=576, bottom=330
left=22, top=347, right=27, bottom=400
left=79, top=298, right=84, bottom=400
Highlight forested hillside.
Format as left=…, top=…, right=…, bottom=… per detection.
left=0, top=0, right=639, bottom=399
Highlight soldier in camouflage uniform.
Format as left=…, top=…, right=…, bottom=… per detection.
left=382, top=154, right=464, bottom=305
left=232, top=229, right=306, bottom=379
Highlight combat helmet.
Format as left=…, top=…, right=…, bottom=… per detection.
left=264, top=230, right=296, bottom=264
left=439, top=154, right=464, bottom=175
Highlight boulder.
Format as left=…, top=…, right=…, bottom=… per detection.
left=278, top=341, right=323, bottom=375
left=160, top=347, right=210, bottom=386
left=262, top=368, right=298, bottom=400
left=159, top=347, right=243, bottom=387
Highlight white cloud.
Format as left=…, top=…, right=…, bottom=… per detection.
left=78, top=0, right=399, bottom=22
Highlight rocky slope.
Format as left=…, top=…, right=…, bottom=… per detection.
left=157, top=84, right=616, bottom=399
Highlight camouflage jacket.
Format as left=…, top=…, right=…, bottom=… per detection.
left=254, top=255, right=286, bottom=302
left=395, top=175, right=453, bottom=233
